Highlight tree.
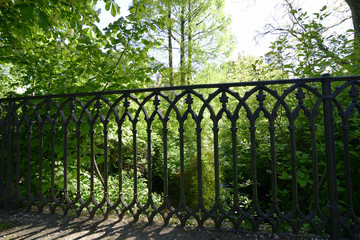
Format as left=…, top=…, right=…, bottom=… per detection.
left=345, top=0, right=360, bottom=38
left=139, top=0, right=235, bottom=86
left=0, top=0, right=99, bottom=95
left=0, top=0, right=162, bottom=96
left=0, top=0, right=165, bottom=204
left=263, top=0, right=358, bottom=77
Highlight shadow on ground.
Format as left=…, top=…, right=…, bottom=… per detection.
left=0, top=210, right=323, bottom=240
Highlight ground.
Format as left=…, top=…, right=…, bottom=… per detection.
left=0, top=210, right=325, bottom=240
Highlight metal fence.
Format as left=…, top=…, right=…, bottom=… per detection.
left=0, top=75, right=359, bottom=239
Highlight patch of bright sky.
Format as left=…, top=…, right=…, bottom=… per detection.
left=95, top=0, right=352, bottom=59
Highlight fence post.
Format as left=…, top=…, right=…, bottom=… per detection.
left=4, top=97, right=15, bottom=211
left=321, top=74, right=341, bottom=239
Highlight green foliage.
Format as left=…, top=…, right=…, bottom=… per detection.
left=139, top=0, right=235, bottom=86
left=196, top=56, right=287, bottom=84
left=184, top=148, right=215, bottom=209
left=77, top=171, right=162, bottom=206
left=265, top=3, right=359, bottom=77
left=0, top=0, right=163, bottom=96
left=1, top=0, right=359, bottom=234
left=261, top=3, right=360, bottom=220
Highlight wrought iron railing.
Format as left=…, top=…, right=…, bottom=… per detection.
left=0, top=75, right=359, bottom=238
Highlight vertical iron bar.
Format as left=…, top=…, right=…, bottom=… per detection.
left=321, top=74, right=341, bottom=239
left=132, top=123, right=138, bottom=201
left=162, top=121, right=169, bottom=205
left=38, top=123, right=44, bottom=204
left=269, top=124, right=278, bottom=213
left=5, top=99, right=14, bottom=210
left=118, top=127, right=123, bottom=204
left=0, top=105, right=4, bottom=206
left=103, top=122, right=109, bottom=201
left=231, top=123, right=238, bottom=208
left=213, top=123, right=220, bottom=219
left=26, top=122, right=33, bottom=204
left=249, top=123, right=258, bottom=213
left=230, top=119, right=240, bottom=229
left=179, top=124, right=185, bottom=207
left=196, top=125, right=202, bottom=212
left=15, top=123, right=20, bottom=202
left=63, top=125, right=68, bottom=202
left=50, top=123, right=56, bottom=206
left=147, top=125, right=153, bottom=202
left=90, top=126, right=95, bottom=201
left=76, top=123, right=81, bottom=199
left=288, top=124, right=299, bottom=215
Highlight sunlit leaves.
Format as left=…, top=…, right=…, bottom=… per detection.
left=0, top=0, right=164, bottom=97
left=104, top=0, right=120, bottom=17
left=265, top=3, right=356, bottom=78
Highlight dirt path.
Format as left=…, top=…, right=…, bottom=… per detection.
left=0, top=210, right=322, bottom=239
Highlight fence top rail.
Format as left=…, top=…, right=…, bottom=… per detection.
left=1, top=75, right=359, bottom=102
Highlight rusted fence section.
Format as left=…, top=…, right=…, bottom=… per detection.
left=0, top=75, right=359, bottom=238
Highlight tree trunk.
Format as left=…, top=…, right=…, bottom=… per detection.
left=180, top=2, right=186, bottom=86
left=167, top=6, right=174, bottom=86
left=345, top=0, right=360, bottom=73
left=345, top=0, right=360, bottom=38
left=187, top=0, right=192, bottom=85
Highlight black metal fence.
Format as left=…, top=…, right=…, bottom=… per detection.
left=0, top=75, right=359, bottom=239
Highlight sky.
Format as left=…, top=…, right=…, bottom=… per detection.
left=95, top=0, right=352, bottom=59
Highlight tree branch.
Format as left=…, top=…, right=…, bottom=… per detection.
left=102, top=1, right=141, bottom=92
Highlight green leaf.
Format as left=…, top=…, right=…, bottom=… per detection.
left=76, top=45, right=83, bottom=51
left=320, top=5, right=327, bottom=11
left=20, top=5, right=35, bottom=20
left=129, top=7, right=136, bottom=14
left=166, top=19, right=172, bottom=26
left=38, top=11, right=49, bottom=29
left=111, top=5, right=116, bottom=17
left=297, top=171, right=305, bottom=178
left=279, top=171, right=291, bottom=180
left=117, top=64, right=124, bottom=76
left=86, top=27, right=93, bottom=37
left=82, top=155, right=91, bottom=164
left=251, top=64, right=256, bottom=71
left=55, top=145, right=63, bottom=154
left=55, top=169, right=64, bottom=178
left=57, top=150, right=64, bottom=158
left=141, top=39, right=150, bottom=46
left=105, top=2, right=111, bottom=11
left=350, top=150, right=360, bottom=158
left=96, top=155, right=104, bottom=164
left=298, top=178, right=307, bottom=188
left=140, top=51, right=147, bottom=59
